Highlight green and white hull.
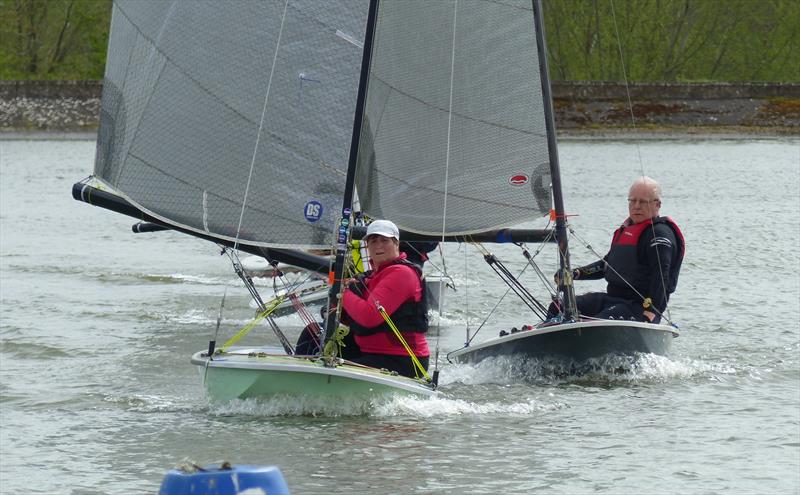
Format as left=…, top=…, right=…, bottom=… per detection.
left=191, top=347, right=437, bottom=403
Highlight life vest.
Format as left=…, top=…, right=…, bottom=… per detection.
left=346, top=258, right=429, bottom=336
left=604, top=216, right=685, bottom=297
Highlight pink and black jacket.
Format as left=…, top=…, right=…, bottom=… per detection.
left=341, top=253, right=430, bottom=358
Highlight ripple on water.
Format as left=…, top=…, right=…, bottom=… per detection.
left=101, top=392, right=200, bottom=414
left=4, top=264, right=231, bottom=286
left=96, top=272, right=229, bottom=286
left=0, top=339, right=89, bottom=359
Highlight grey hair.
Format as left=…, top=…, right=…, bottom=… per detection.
left=632, top=176, right=662, bottom=200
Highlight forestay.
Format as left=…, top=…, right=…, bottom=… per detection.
left=355, top=0, right=552, bottom=236
left=94, top=1, right=368, bottom=249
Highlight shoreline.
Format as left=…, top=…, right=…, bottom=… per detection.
left=2, top=127, right=797, bottom=142
left=2, top=81, right=798, bottom=138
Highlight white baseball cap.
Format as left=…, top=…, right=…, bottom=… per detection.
left=365, top=219, right=399, bottom=240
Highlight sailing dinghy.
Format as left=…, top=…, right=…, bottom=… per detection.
left=75, top=0, right=452, bottom=402
left=444, top=1, right=679, bottom=365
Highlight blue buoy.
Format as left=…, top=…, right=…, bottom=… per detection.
left=159, top=463, right=290, bottom=495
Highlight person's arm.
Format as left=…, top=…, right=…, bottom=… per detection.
left=342, top=265, right=419, bottom=329
left=574, top=259, right=606, bottom=280
left=555, top=257, right=606, bottom=285
left=642, top=224, right=677, bottom=321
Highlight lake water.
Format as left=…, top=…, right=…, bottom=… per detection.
left=1, top=136, right=798, bottom=494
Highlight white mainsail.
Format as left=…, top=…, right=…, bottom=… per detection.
left=94, top=0, right=554, bottom=249
left=94, top=0, right=369, bottom=249
left=355, top=0, right=552, bottom=236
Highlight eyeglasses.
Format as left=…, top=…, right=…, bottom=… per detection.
left=627, top=198, right=659, bottom=206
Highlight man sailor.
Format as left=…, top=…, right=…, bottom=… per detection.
left=550, top=176, right=685, bottom=324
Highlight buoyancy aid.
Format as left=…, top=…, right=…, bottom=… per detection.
left=604, top=216, right=685, bottom=298
left=346, top=258, right=429, bottom=337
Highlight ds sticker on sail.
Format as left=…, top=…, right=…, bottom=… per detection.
left=509, top=174, right=529, bottom=186
left=304, top=201, right=323, bottom=222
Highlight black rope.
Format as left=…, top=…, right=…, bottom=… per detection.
left=483, top=254, right=549, bottom=320
left=228, top=252, right=294, bottom=355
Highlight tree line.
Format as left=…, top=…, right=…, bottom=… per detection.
left=1, top=0, right=797, bottom=82
left=543, top=0, right=799, bottom=82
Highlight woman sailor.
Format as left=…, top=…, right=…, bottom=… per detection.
left=339, top=219, right=430, bottom=378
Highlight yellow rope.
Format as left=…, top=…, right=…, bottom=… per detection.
left=376, top=305, right=431, bottom=381
left=350, top=239, right=366, bottom=274
left=219, top=295, right=286, bottom=352
left=323, top=324, right=351, bottom=358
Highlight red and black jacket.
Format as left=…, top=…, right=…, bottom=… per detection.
left=578, top=216, right=685, bottom=313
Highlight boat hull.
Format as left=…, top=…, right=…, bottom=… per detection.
left=448, top=320, right=678, bottom=364
left=191, top=348, right=436, bottom=402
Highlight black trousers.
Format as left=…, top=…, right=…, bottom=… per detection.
left=352, top=353, right=430, bottom=379
left=295, top=324, right=429, bottom=378
left=295, top=322, right=361, bottom=360
left=548, top=292, right=656, bottom=323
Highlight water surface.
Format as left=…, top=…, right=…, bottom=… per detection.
left=1, top=137, right=798, bottom=494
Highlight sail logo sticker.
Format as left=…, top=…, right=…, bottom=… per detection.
left=304, top=201, right=323, bottom=223
left=509, top=174, right=529, bottom=186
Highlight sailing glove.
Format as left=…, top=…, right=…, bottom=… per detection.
left=346, top=278, right=368, bottom=299
left=553, top=268, right=579, bottom=284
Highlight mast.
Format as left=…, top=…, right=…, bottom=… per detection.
left=531, top=0, right=577, bottom=319
left=323, top=0, right=381, bottom=346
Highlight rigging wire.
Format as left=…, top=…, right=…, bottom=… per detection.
left=462, top=243, right=471, bottom=346
left=289, top=293, right=322, bottom=351
left=218, top=295, right=290, bottom=352
left=429, top=0, right=461, bottom=379
left=223, top=248, right=295, bottom=354
left=232, top=0, right=289, bottom=253
left=217, top=253, right=329, bottom=355
left=610, top=0, right=673, bottom=323
left=484, top=252, right=548, bottom=318
left=459, top=230, right=555, bottom=347
left=208, top=1, right=302, bottom=355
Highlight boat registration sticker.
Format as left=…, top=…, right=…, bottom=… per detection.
left=304, top=200, right=323, bottom=222
left=509, top=174, right=529, bottom=186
